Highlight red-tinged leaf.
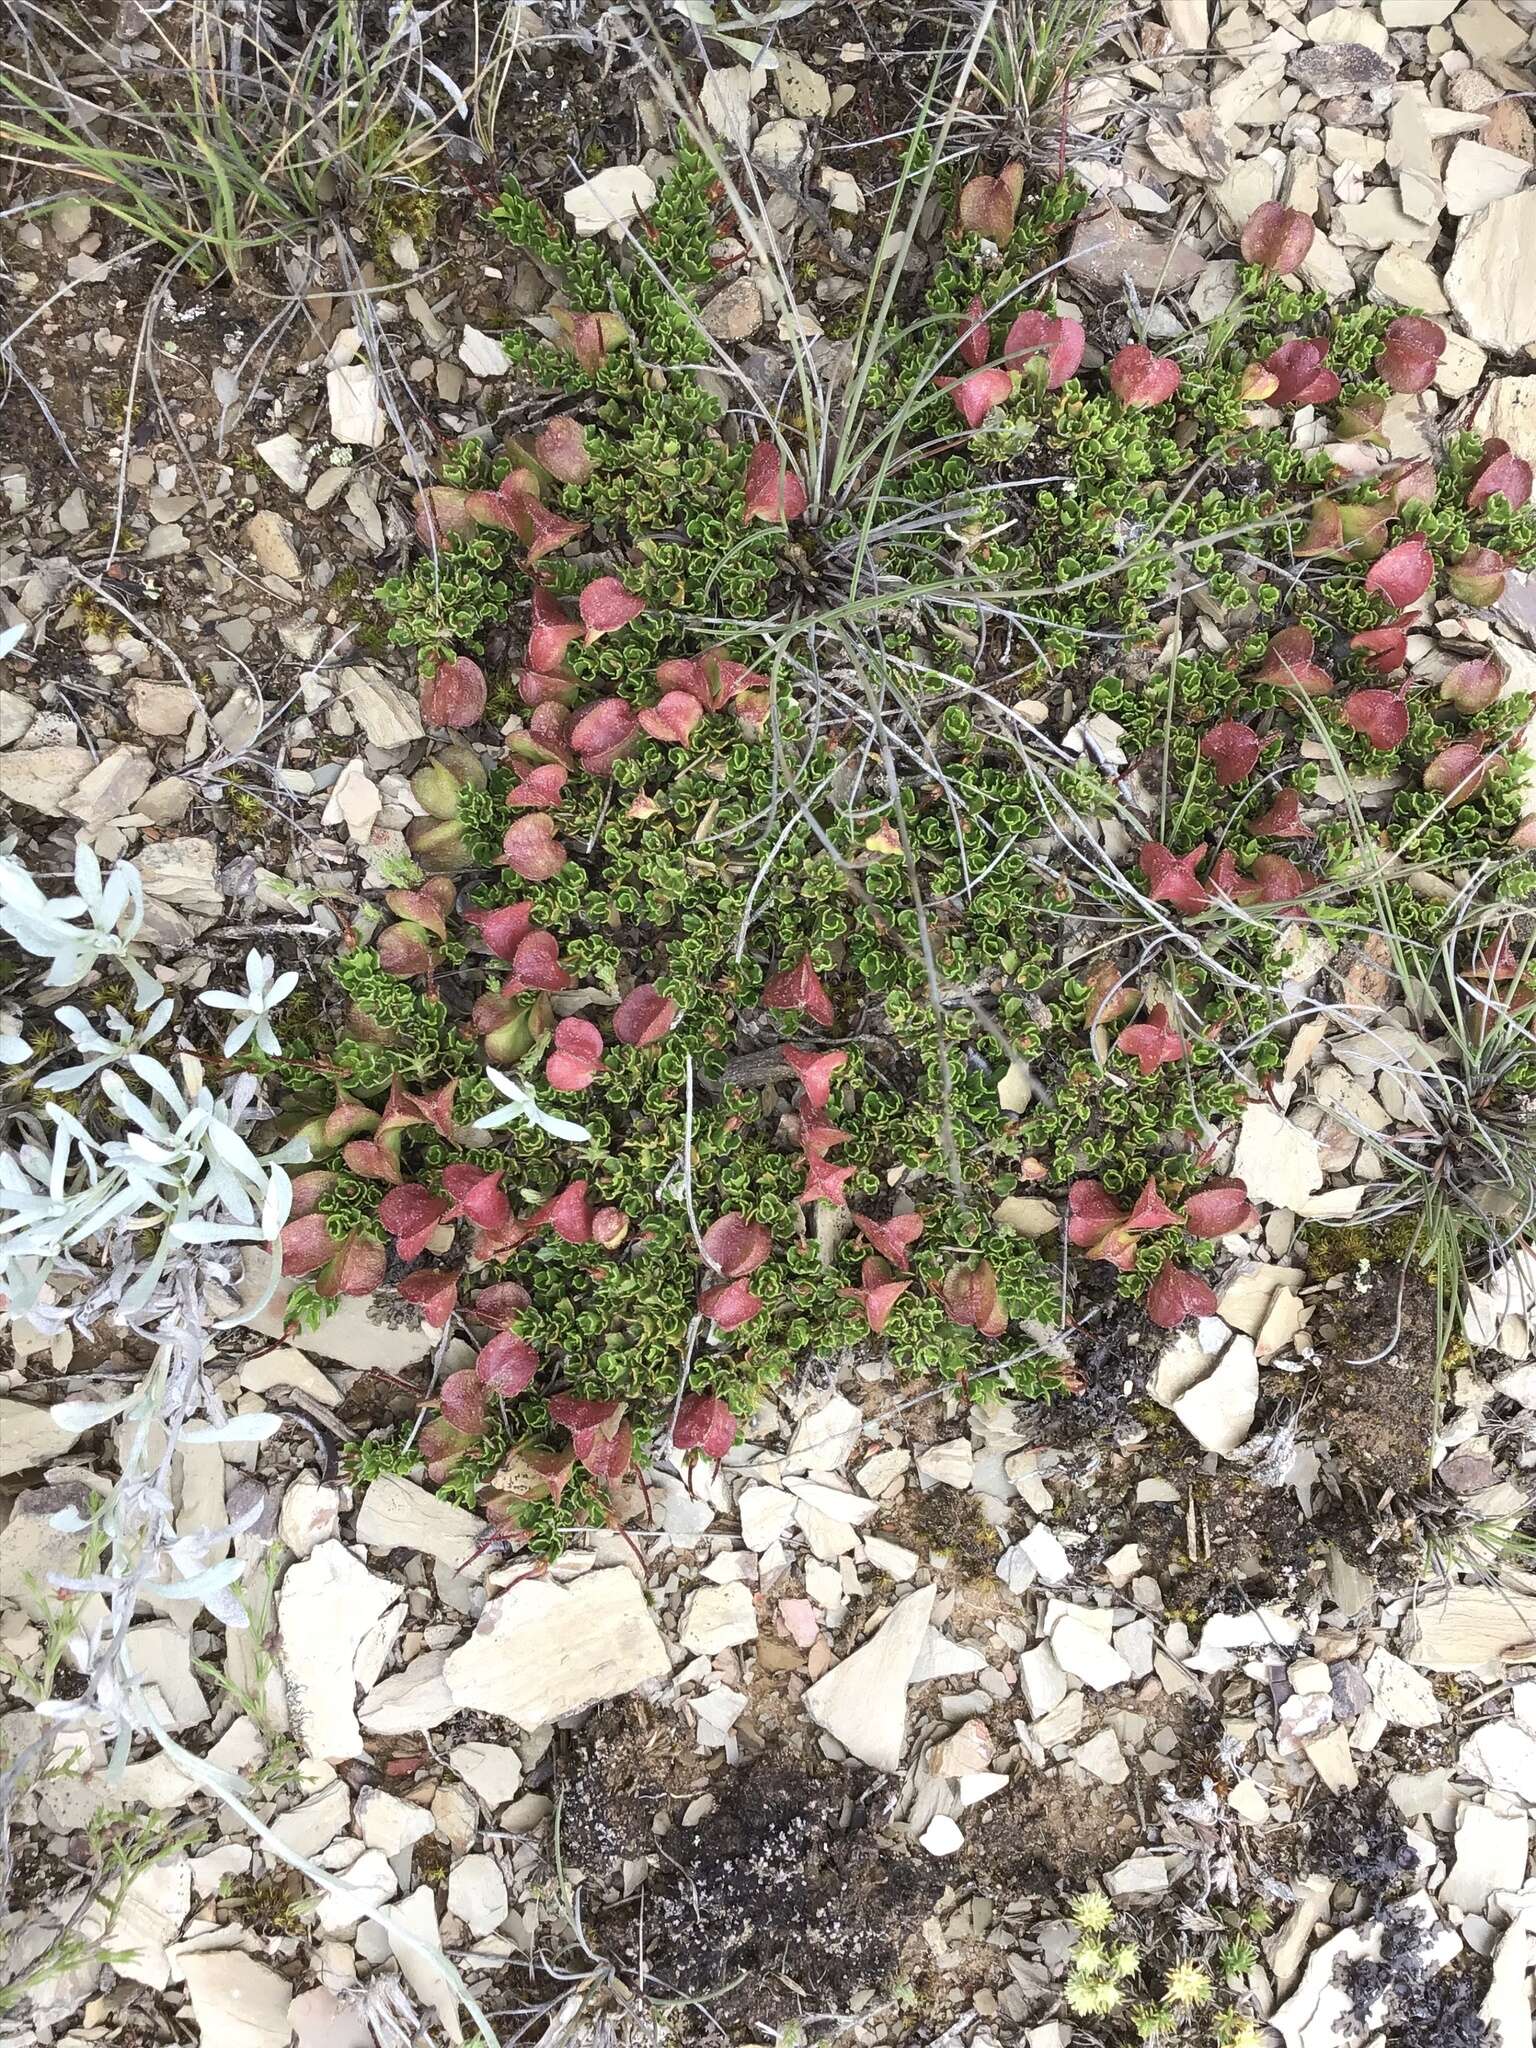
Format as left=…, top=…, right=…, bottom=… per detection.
left=1183, top=1180, right=1258, bottom=1237
left=701, top=1212, right=773, bottom=1278
left=742, top=441, right=809, bottom=524
left=579, top=576, right=645, bottom=640
left=287, top=1173, right=335, bottom=1222
left=945, top=366, right=1013, bottom=428
left=800, top=1116, right=851, bottom=1158
left=1264, top=337, right=1339, bottom=406
left=528, top=588, right=584, bottom=673
left=1339, top=500, right=1391, bottom=559
left=547, top=1394, right=624, bottom=1432
left=1448, top=546, right=1507, bottom=607
left=550, top=306, right=626, bottom=375
left=384, top=876, right=455, bottom=939
left=492, top=1441, right=575, bottom=1508
left=422, top=655, right=487, bottom=729
left=1378, top=315, right=1445, bottom=395
left=1207, top=850, right=1243, bottom=900
left=528, top=1181, right=596, bottom=1243
left=533, top=415, right=593, bottom=485
left=851, top=1209, right=924, bottom=1271
left=1511, top=815, right=1536, bottom=849
left=501, top=812, right=568, bottom=881
left=1146, top=1262, right=1219, bottom=1329
left=940, top=1257, right=1006, bottom=1338
left=799, top=1153, right=856, bottom=1207
left=1350, top=625, right=1407, bottom=674
left=957, top=164, right=1022, bottom=241
left=1468, top=444, right=1533, bottom=514
left=506, top=760, right=570, bottom=808
left=1249, top=853, right=1314, bottom=909
left=1083, top=959, right=1139, bottom=1028
left=280, top=1212, right=337, bottom=1277
left=842, top=1257, right=911, bottom=1336
left=1294, top=506, right=1346, bottom=566
left=328, top=1235, right=388, bottom=1298
left=460, top=902, right=534, bottom=962
left=674, top=1393, right=737, bottom=1460
left=1342, top=685, right=1410, bottom=750
left=1424, top=737, right=1491, bottom=808
left=1200, top=720, right=1262, bottom=787
left=376, top=922, right=438, bottom=979
left=699, top=1276, right=765, bottom=1329
left=439, top=1369, right=487, bottom=1433
left=520, top=666, right=579, bottom=707
left=1239, top=361, right=1280, bottom=402
left=510, top=492, right=587, bottom=563
left=1127, top=1177, right=1181, bottom=1233
left=1067, top=1179, right=1127, bottom=1249
left=959, top=294, right=990, bottom=368
left=465, top=486, right=527, bottom=537
left=1390, top=458, right=1438, bottom=511
left=379, top=1183, right=452, bottom=1261
left=1335, top=393, right=1388, bottom=443
left=1239, top=201, right=1314, bottom=276
left=614, top=982, right=678, bottom=1046
left=783, top=1045, right=847, bottom=1113
left=1108, top=343, right=1181, bottom=408
left=420, top=1417, right=476, bottom=1484
left=1139, top=841, right=1210, bottom=915
left=342, top=1137, right=403, bottom=1184
left=1256, top=626, right=1331, bottom=692
left=638, top=690, right=703, bottom=744
left=546, top=1016, right=604, bottom=1093
left=399, top=1267, right=460, bottom=1326
left=1002, top=310, right=1085, bottom=390
left=1249, top=789, right=1314, bottom=840
left=510, top=929, right=572, bottom=993
left=1442, top=655, right=1504, bottom=714
left=763, top=952, right=835, bottom=1025
left=1115, top=1003, right=1187, bottom=1076
left=571, top=697, right=640, bottom=775
left=472, top=1281, right=533, bottom=1328
left=476, top=1333, right=540, bottom=1397
left=414, top=486, right=475, bottom=546
left=1365, top=535, right=1434, bottom=609
left=576, top=1417, right=634, bottom=1482
left=441, top=1163, right=511, bottom=1231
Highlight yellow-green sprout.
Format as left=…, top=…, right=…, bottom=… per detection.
left=1070, top=1890, right=1116, bottom=1935
left=1072, top=1938, right=1109, bottom=1977
left=1108, top=1940, right=1143, bottom=1980
left=1163, top=1959, right=1213, bottom=2009
left=1131, top=2007, right=1174, bottom=2043
left=1065, top=1975, right=1123, bottom=2018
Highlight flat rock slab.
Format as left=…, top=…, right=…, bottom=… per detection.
left=278, top=1539, right=400, bottom=1761
left=444, top=1568, right=669, bottom=1726
left=803, top=1583, right=936, bottom=1772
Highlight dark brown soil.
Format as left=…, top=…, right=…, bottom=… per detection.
left=552, top=1704, right=938, bottom=2027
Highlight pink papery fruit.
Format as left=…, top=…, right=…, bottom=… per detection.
left=440, top=1163, right=510, bottom=1231
left=701, top=1212, right=773, bottom=1278
left=783, top=1045, right=847, bottom=1113
left=379, top=1183, right=452, bottom=1261
left=528, top=1182, right=596, bottom=1244
left=506, top=760, right=570, bottom=808
left=528, top=588, right=584, bottom=673
left=546, top=1017, right=604, bottom=1093
left=1002, top=311, right=1086, bottom=390
left=533, top=416, right=593, bottom=484
left=673, top=1393, right=737, bottom=1460
left=501, top=813, right=568, bottom=881
left=1448, top=546, right=1507, bottom=607
left=957, top=163, right=1023, bottom=241
left=1258, top=624, right=1334, bottom=696
left=1239, top=201, right=1315, bottom=275
left=940, top=1258, right=1007, bottom=1338
left=699, top=1277, right=764, bottom=1330
left=1341, top=684, right=1410, bottom=750
left=1182, top=1179, right=1257, bottom=1237
left=1146, top=1262, right=1219, bottom=1328
left=422, top=654, right=487, bottom=728
left=1467, top=442, right=1534, bottom=514
left=1200, top=720, right=1262, bottom=787
left=1424, top=738, right=1491, bottom=808
left=958, top=295, right=990, bottom=367
left=462, top=902, right=534, bottom=962
left=1139, top=841, right=1210, bottom=916
left=1109, top=344, right=1182, bottom=407
left=476, top=1333, right=540, bottom=1397
left=1264, top=337, right=1340, bottom=406
left=578, top=576, right=646, bottom=640
left=742, top=440, right=808, bottom=524
left=638, top=691, right=703, bottom=744
left=1350, top=625, right=1407, bottom=674
left=1378, top=316, right=1445, bottom=395
left=842, top=1257, right=911, bottom=1336
left=1249, top=789, right=1314, bottom=840
left=570, top=697, right=639, bottom=776
left=1365, top=535, right=1434, bottom=609
left=613, top=982, right=678, bottom=1046
left=1441, top=655, right=1504, bottom=715
left=851, top=1209, right=924, bottom=1272
left=946, top=366, right=1014, bottom=428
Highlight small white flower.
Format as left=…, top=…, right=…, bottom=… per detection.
left=0, top=1014, right=28, bottom=1064
left=40, top=998, right=175, bottom=1091
left=473, top=1067, right=592, bottom=1145
left=198, top=950, right=299, bottom=1058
